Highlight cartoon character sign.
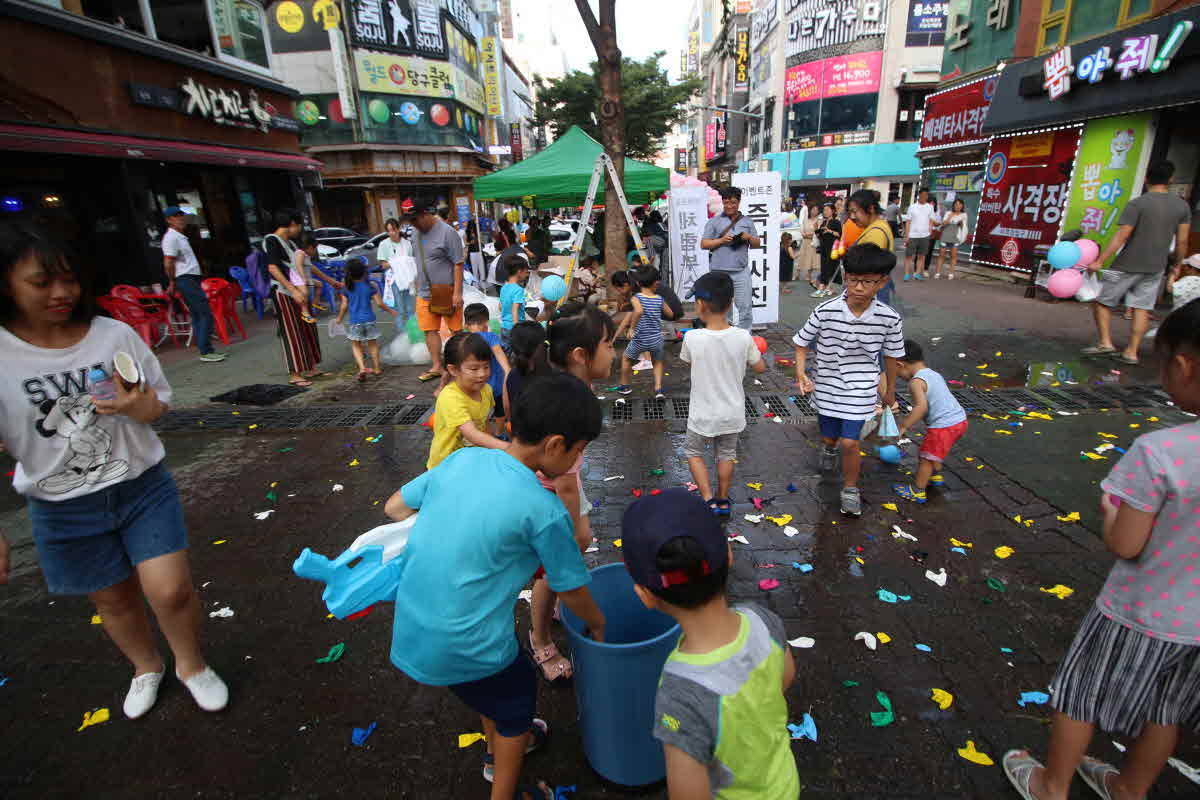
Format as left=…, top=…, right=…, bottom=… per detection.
left=34, top=394, right=128, bottom=495
left=1108, top=128, right=1136, bottom=170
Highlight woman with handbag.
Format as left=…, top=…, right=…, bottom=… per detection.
left=411, top=199, right=465, bottom=382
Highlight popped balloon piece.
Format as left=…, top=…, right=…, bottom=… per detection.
left=1057, top=511, right=1081, bottom=523
left=788, top=713, right=818, bottom=742
left=994, top=546, right=1015, bottom=559
left=1039, top=584, right=1074, bottom=600
left=949, top=537, right=972, bottom=548
left=783, top=525, right=800, bottom=538
left=793, top=562, right=813, bottom=572
left=758, top=578, right=780, bottom=591
left=788, top=636, right=815, bottom=649
left=729, top=535, right=751, bottom=545
left=930, top=688, right=954, bottom=710
left=743, top=513, right=763, bottom=523
left=1018, top=691, right=1050, bottom=707
left=331, top=484, right=344, bottom=493
left=746, top=482, right=763, bottom=490
left=316, top=643, right=345, bottom=663
left=869, top=692, right=894, bottom=727
left=77, top=707, right=110, bottom=732
left=925, top=568, right=948, bottom=587
left=915, top=643, right=932, bottom=652
left=876, top=632, right=892, bottom=644
left=351, top=721, right=378, bottom=746
left=876, top=589, right=910, bottom=603
left=854, top=632, right=878, bottom=650
left=254, top=510, right=275, bottom=520
left=209, top=606, right=234, bottom=618
left=956, top=740, right=994, bottom=766
left=766, top=514, right=793, bottom=527
left=458, top=732, right=486, bottom=748
left=882, top=502, right=899, bottom=512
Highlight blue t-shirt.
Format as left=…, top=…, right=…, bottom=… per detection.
left=341, top=280, right=377, bottom=324
left=391, top=448, right=590, bottom=685
left=479, top=330, right=506, bottom=401
left=499, top=282, right=526, bottom=330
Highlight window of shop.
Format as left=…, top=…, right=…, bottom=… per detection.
left=894, top=88, right=932, bottom=142
left=80, top=0, right=149, bottom=35
left=149, top=0, right=214, bottom=55
left=210, top=0, right=271, bottom=70
left=1039, top=0, right=1154, bottom=52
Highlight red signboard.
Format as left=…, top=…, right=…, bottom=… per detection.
left=919, top=75, right=997, bottom=151
left=784, top=51, right=882, bottom=104
left=975, top=127, right=1082, bottom=272
left=704, top=121, right=717, bottom=161
left=510, top=127, right=523, bottom=161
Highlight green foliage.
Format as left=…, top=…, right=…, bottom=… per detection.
left=533, top=52, right=702, bottom=160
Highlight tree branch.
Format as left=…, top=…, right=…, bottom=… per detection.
left=574, top=0, right=600, bottom=47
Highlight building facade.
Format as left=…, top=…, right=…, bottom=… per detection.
left=0, top=0, right=317, bottom=290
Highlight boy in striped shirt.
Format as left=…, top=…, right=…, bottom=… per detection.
left=793, top=244, right=904, bottom=516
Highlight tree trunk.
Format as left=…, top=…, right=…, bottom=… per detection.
left=575, top=0, right=627, bottom=273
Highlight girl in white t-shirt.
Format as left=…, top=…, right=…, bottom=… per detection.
left=0, top=222, right=228, bottom=721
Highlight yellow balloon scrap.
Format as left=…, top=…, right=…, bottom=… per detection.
left=746, top=482, right=763, bottom=490
left=981, top=373, right=999, bottom=378
left=976, top=363, right=988, bottom=369
left=982, top=413, right=998, bottom=420
left=994, top=351, right=1002, bottom=357
left=458, top=732, right=487, bottom=748
left=248, top=424, right=258, bottom=430
left=766, top=514, right=793, bottom=527
left=882, top=502, right=899, bottom=512
left=930, top=688, right=954, bottom=710
left=994, top=546, right=1015, bottom=559
left=964, top=457, right=975, bottom=462
left=950, top=537, right=973, bottom=548
left=212, top=539, right=227, bottom=545
left=1012, top=515, right=1033, bottom=527
left=1027, top=412, right=1053, bottom=420
left=1057, top=511, right=1081, bottom=523
left=1129, top=423, right=1140, bottom=428
left=613, top=539, right=623, bottom=548
left=77, top=708, right=110, bottom=732
left=876, top=632, right=892, bottom=644
left=348, top=459, right=360, bottom=467
left=1147, top=416, right=1159, bottom=422
left=995, top=429, right=1014, bottom=435
left=90, top=614, right=103, bottom=625
left=1040, top=584, right=1075, bottom=600
left=957, top=740, right=994, bottom=766
left=1097, top=432, right=1118, bottom=439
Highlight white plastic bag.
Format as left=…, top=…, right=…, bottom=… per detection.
left=1075, top=271, right=1102, bottom=303
left=380, top=328, right=432, bottom=366
left=329, top=319, right=347, bottom=338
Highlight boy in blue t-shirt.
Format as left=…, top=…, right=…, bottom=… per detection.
left=384, top=374, right=607, bottom=800
left=499, top=253, right=530, bottom=343
left=464, top=303, right=511, bottom=435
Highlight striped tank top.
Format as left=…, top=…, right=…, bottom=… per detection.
left=630, top=293, right=664, bottom=350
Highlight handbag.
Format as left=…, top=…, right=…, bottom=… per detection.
left=415, top=230, right=455, bottom=316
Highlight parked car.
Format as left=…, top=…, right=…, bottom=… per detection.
left=313, top=227, right=369, bottom=254
left=342, top=232, right=395, bottom=271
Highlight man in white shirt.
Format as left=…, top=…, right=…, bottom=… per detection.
left=162, top=207, right=223, bottom=362
left=902, top=188, right=940, bottom=282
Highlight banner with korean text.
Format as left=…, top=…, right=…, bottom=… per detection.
left=918, top=75, right=996, bottom=151
left=732, top=171, right=781, bottom=325
left=481, top=37, right=503, bottom=117
left=975, top=127, right=1081, bottom=272
left=356, top=51, right=486, bottom=114
left=669, top=187, right=710, bottom=300
left=1062, top=113, right=1152, bottom=267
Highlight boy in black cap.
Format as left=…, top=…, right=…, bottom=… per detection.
left=623, top=489, right=799, bottom=798
left=681, top=271, right=766, bottom=515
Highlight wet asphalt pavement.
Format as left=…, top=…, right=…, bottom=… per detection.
left=1, top=275, right=1199, bottom=798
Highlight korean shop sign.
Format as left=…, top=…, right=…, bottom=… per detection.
left=1042, top=18, right=1194, bottom=101
left=481, top=36, right=503, bottom=117
left=348, top=0, right=447, bottom=59
left=132, top=78, right=274, bottom=133
left=1062, top=113, right=1152, bottom=267
left=784, top=0, right=888, bottom=60
left=918, top=75, right=995, bottom=151
left=735, top=26, right=751, bottom=92
left=356, top=52, right=486, bottom=114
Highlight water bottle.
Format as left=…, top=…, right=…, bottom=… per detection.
left=87, top=366, right=116, bottom=403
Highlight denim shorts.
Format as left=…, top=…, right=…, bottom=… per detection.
left=27, top=462, right=188, bottom=595
left=347, top=321, right=381, bottom=341
left=447, top=647, right=537, bottom=736
left=818, top=414, right=866, bottom=442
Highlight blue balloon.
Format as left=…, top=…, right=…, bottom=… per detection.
left=541, top=274, right=567, bottom=302
left=1047, top=241, right=1082, bottom=270
left=877, top=444, right=902, bottom=465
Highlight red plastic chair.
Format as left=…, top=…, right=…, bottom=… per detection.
left=97, top=295, right=171, bottom=349
left=110, top=284, right=144, bottom=303
left=201, top=277, right=247, bottom=345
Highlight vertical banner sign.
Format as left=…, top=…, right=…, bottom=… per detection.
left=510, top=128, right=523, bottom=161
left=687, top=31, right=700, bottom=75
left=735, top=26, right=750, bottom=92
left=905, top=0, right=948, bottom=46
left=669, top=187, right=710, bottom=298
left=328, top=28, right=358, bottom=119
left=918, top=75, right=996, bottom=151
left=975, top=127, right=1082, bottom=272
left=674, top=148, right=688, bottom=174
left=1064, top=113, right=1152, bottom=267
left=481, top=36, right=503, bottom=117
left=732, top=171, right=781, bottom=325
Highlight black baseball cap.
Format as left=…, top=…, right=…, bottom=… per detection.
left=687, top=270, right=734, bottom=302
left=622, top=488, right=728, bottom=593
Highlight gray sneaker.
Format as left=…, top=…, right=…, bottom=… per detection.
left=820, top=447, right=838, bottom=472
left=199, top=352, right=227, bottom=363
left=840, top=487, right=862, bottom=517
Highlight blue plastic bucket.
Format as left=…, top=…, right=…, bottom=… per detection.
left=561, top=562, right=681, bottom=786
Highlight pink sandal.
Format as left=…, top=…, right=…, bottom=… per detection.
left=528, top=632, right=572, bottom=682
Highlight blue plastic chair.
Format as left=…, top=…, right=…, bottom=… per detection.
left=228, top=266, right=265, bottom=319
left=314, top=260, right=345, bottom=309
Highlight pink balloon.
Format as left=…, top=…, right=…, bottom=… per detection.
left=1075, top=238, right=1100, bottom=267
left=1047, top=267, right=1084, bottom=298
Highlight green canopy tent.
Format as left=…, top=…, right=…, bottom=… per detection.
left=473, top=126, right=669, bottom=209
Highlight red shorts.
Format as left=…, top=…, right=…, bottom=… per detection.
left=919, top=419, right=968, bottom=463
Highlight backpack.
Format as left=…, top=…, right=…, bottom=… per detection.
left=244, top=247, right=272, bottom=298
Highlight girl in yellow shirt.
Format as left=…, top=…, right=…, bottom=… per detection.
left=426, top=332, right=508, bottom=469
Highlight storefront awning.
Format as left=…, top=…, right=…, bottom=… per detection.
left=0, top=123, right=323, bottom=172
left=764, top=142, right=920, bottom=183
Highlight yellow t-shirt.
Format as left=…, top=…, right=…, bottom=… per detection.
left=427, top=382, right=494, bottom=470
left=856, top=219, right=894, bottom=251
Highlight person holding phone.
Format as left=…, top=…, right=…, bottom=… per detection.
left=700, top=186, right=761, bottom=331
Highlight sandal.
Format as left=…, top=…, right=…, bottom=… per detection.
left=713, top=498, right=731, bottom=517
left=1002, top=750, right=1044, bottom=800
left=483, top=719, right=549, bottom=782
left=514, top=782, right=553, bottom=800
left=288, top=378, right=314, bottom=387
left=528, top=632, right=572, bottom=682
left=1112, top=354, right=1139, bottom=365
left=1077, top=756, right=1118, bottom=800
left=418, top=370, right=442, bottom=382
left=356, top=370, right=368, bottom=382
left=707, top=499, right=721, bottom=515
left=1081, top=345, right=1117, bottom=356
left=301, top=314, right=317, bottom=324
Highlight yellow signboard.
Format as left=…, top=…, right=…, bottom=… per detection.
left=356, top=51, right=486, bottom=115
left=1010, top=133, right=1054, bottom=159
left=481, top=36, right=503, bottom=118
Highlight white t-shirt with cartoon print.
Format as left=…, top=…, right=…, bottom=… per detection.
left=0, top=317, right=172, bottom=501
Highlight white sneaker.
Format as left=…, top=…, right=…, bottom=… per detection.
left=123, top=670, right=164, bottom=719
left=633, top=358, right=652, bottom=372
left=178, top=666, right=229, bottom=712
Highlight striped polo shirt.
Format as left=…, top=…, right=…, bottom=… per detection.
left=793, top=293, right=905, bottom=421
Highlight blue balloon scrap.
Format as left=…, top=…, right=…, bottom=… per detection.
left=786, top=483, right=797, bottom=492
left=951, top=547, right=967, bottom=555
left=915, top=643, right=932, bottom=652
left=788, top=713, right=818, bottom=742
left=876, top=589, right=911, bottom=603
left=1000, top=647, right=1014, bottom=654
left=877, top=444, right=902, bottom=465
left=0, top=676, right=8, bottom=687
left=1018, top=691, right=1050, bottom=708
left=555, top=786, right=576, bottom=800
left=793, top=562, right=814, bottom=573
left=351, top=721, right=378, bottom=746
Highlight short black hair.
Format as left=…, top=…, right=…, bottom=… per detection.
left=843, top=242, right=896, bottom=276
left=633, top=265, right=660, bottom=287
left=498, top=252, right=529, bottom=282
left=1147, top=160, right=1175, bottom=185
left=1155, top=298, right=1200, bottom=360
left=610, top=269, right=631, bottom=288
left=901, top=339, right=925, bottom=363
left=848, top=188, right=881, bottom=216
left=692, top=271, right=734, bottom=313
left=411, top=195, right=437, bottom=216
left=298, top=232, right=318, bottom=249
left=718, top=186, right=742, bottom=201
left=384, top=217, right=401, bottom=230
left=511, top=373, right=603, bottom=449
left=918, top=187, right=930, bottom=195
left=463, top=303, right=490, bottom=326
left=649, top=536, right=729, bottom=608
left=508, top=320, right=551, bottom=377
left=0, top=222, right=95, bottom=324
left=345, top=257, right=368, bottom=289
left=273, top=209, right=303, bottom=229
left=443, top=331, right=492, bottom=368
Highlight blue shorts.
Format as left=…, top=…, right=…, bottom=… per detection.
left=447, top=646, right=537, bottom=736
left=27, top=462, right=188, bottom=595
left=818, top=414, right=866, bottom=442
